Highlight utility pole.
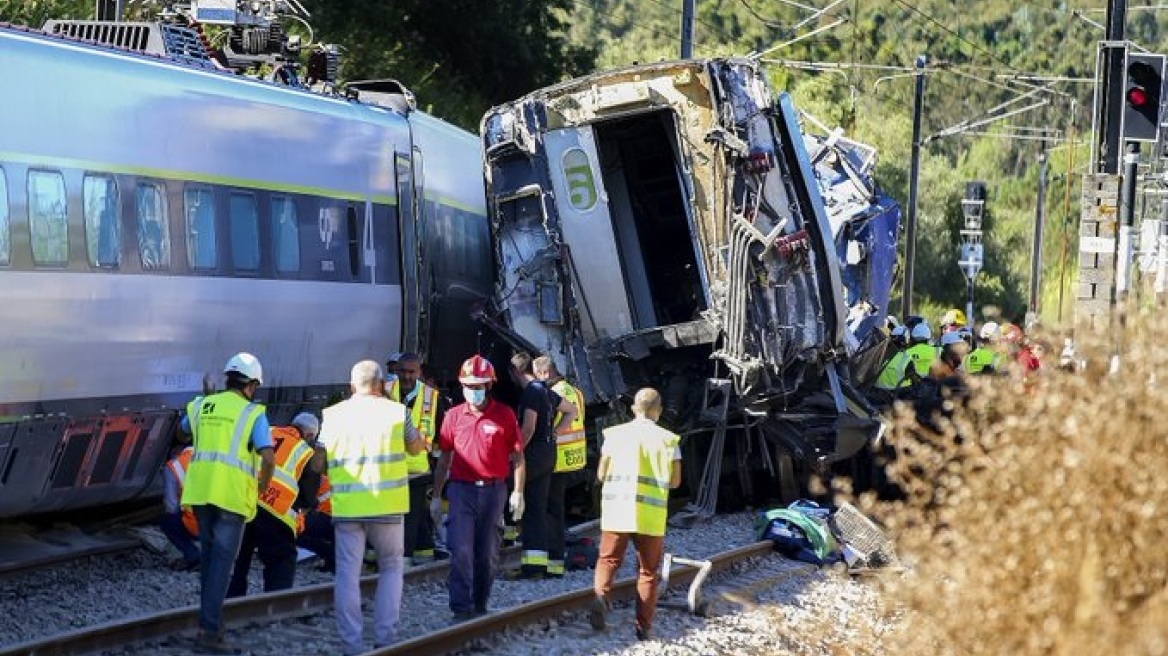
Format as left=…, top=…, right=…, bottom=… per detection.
left=680, top=0, right=696, bottom=59
left=902, top=54, right=928, bottom=321
left=1096, top=0, right=1128, bottom=174
left=1157, top=199, right=1168, bottom=301
left=1030, top=142, right=1049, bottom=315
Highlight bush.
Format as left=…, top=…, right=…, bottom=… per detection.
left=865, top=317, right=1168, bottom=655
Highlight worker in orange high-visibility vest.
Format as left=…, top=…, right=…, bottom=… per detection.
left=160, top=444, right=201, bottom=570
left=297, top=474, right=336, bottom=572
left=533, top=355, right=585, bottom=578
left=387, top=353, right=448, bottom=565
left=226, top=412, right=322, bottom=597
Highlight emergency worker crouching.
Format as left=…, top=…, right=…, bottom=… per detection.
left=180, top=352, right=276, bottom=654
left=227, top=412, right=321, bottom=597
left=297, top=474, right=336, bottom=572
left=160, top=444, right=201, bottom=571
left=590, top=388, right=682, bottom=642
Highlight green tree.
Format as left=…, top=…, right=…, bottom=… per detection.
left=303, top=0, right=596, bottom=129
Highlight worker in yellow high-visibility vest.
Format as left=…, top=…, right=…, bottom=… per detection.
left=589, top=388, right=681, bottom=642
left=386, top=353, right=447, bottom=565
left=180, top=352, right=276, bottom=654
left=533, top=355, right=585, bottom=578
left=227, top=412, right=321, bottom=597
left=317, top=360, right=425, bottom=655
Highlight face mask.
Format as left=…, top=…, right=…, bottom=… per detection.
left=463, top=387, right=487, bottom=406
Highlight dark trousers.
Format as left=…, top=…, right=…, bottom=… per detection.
left=404, top=474, right=435, bottom=560
left=226, top=509, right=297, bottom=598
left=594, top=532, right=666, bottom=633
left=192, top=505, right=246, bottom=635
left=520, top=449, right=555, bottom=572
left=297, top=511, right=335, bottom=571
left=160, top=511, right=200, bottom=565
left=546, top=473, right=568, bottom=574
left=446, top=479, right=506, bottom=613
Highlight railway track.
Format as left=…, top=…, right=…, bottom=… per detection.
left=0, top=520, right=599, bottom=656
left=0, top=526, right=793, bottom=656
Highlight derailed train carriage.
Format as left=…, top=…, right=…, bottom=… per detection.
left=478, top=58, right=901, bottom=509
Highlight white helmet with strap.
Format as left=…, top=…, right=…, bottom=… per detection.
left=224, top=352, right=263, bottom=385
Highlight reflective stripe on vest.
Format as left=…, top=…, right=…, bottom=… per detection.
left=323, top=397, right=410, bottom=519
left=598, top=419, right=678, bottom=537
left=552, top=380, right=587, bottom=473
left=317, top=476, right=332, bottom=515
left=181, top=392, right=265, bottom=521
left=390, top=381, right=439, bottom=475
left=258, top=426, right=315, bottom=532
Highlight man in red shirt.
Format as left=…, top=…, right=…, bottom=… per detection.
left=432, top=355, right=526, bottom=622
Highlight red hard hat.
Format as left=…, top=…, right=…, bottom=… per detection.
left=1000, top=323, right=1024, bottom=344
left=458, top=355, right=496, bottom=384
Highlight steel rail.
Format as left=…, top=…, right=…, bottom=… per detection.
left=0, top=520, right=600, bottom=656
left=370, top=540, right=778, bottom=656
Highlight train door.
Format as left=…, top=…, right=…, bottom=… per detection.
left=396, top=152, right=421, bottom=355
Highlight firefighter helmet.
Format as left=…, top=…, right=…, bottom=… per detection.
left=940, top=308, right=968, bottom=328
left=458, top=355, right=496, bottom=384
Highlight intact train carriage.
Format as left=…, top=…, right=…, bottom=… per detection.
left=0, top=20, right=491, bottom=518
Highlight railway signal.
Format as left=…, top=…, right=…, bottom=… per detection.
left=959, top=182, right=987, bottom=325
left=1123, top=53, right=1165, bottom=143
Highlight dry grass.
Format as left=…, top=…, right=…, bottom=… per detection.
left=852, top=316, right=1168, bottom=655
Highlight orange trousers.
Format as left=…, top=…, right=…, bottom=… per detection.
left=593, top=531, right=666, bottom=632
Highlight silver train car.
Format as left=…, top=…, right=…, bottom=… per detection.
left=0, top=22, right=491, bottom=518
left=480, top=59, right=889, bottom=506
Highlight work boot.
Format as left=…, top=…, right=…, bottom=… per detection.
left=589, top=595, right=609, bottom=630
left=195, top=631, right=241, bottom=655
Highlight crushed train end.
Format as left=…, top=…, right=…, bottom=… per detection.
left=479, top=58, right=900, bottom=500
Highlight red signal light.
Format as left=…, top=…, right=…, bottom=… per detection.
left=1129, top=86, right=1150, bottom=107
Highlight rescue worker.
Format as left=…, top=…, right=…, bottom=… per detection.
left=385, top=352, right=403, bottom=386
left=902, top=322, right=939, bottom=386
left=181, top=352, right=276, bottom=654
left=533, top=355, right=586, bottom=578
left=432, top=355, right=526, bottom=621
left=874, top=325, right=911, bottom=391
left=387, top=353, right=446, bottom=565
left=160, top=444, right=200, bottom=571
left=226, top=412, right=321, bottom=597
left=296, top=474, right=335, bottom=572
left=911, top=332, right=972, bottom=432
left=590, top=388, right=682, bottom=642
left=940, top=308, right=968, bottom=334
left=509, top=352, right=577, bottom=578
left=318, top=360, right=425, bottom=655
left=965, top=321, right=1004, bottom=375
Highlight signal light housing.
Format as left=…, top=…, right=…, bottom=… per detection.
left=1123, top=53, right=1166, bottom=143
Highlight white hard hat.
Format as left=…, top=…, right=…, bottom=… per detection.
left=910, top=322, right=932, bottom=342
left=224, top=352, right=263, bottom=385
left=979, top=321, right=1001, bottom=341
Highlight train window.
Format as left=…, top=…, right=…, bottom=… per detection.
left=230, top=192, right=260, bottom=271
left=271, top=196, right=299, bottom=274
left=184, top=188, right=217, bottom=269
left=83, top=174, right=120, bottom=268
left=0, top=168, right=8, bottom=266
left=27, top=170, right=68, bottom=266
left=136, top=182, right=170, bottom=270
